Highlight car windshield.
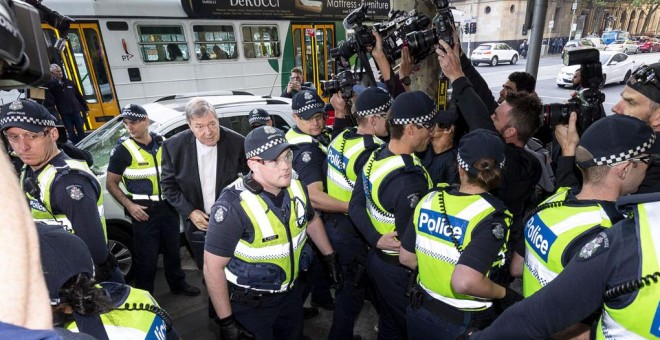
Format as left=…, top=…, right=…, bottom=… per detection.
left=614, top=40, right=625, bottom=44
left=77, top=118, right=160, bottom=174
left=600, top=54, right=612, bottom=64
left=476, top=45, right=492, bottom=50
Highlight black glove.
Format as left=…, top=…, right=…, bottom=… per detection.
left=322, top=252, right=344, bottom=289
left=216, top=315, right=255, bottom=340
left=493, top=287, right=523, bottom=315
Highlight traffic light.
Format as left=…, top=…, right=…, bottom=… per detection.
left=469, top=22, right=477, bottom=34
left=464, top=22, right=469, bottom=34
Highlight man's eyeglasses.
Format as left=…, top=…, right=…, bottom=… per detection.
left=251, top=150, right=294, bottom=168
left=3, top=129, right=51, bottom=143
left=630, top=65, right=660, bottom=90
left=191, top=121, right=219, bottom=131
left=608, top=154, right=654, bottom=167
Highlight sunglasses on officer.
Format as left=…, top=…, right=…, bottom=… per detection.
left=629, top=65, right=660, bottom=90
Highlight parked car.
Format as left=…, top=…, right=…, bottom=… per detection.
left=556, top=51, right=635, bottom=87
left=638, top=37, right=660, bottom=53
left=584, top=37, right=607, bottom=51
left=604, top=39, right=640, bottom=54
left=470, top=43, right=519, bottom=66
left=76, top=91, right=295, bottom=280
left=562, top=38, right=598, bottom=53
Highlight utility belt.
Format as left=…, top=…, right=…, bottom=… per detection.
left=409, top=284, right=494, bottom=329
left=228, top=282, right=290, bottom=308
left=130, top=194, right=166, bottom=202
left=375, top=248, right=401, bottom=266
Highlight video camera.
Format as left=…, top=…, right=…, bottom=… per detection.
left=406, top=0, right=456, bottom=63
left=0, top=0, right=73, bottom=90
left=374, top=10, right=431, bottom=64
left=321, top=70, right=357, bottom=102
left=541, top=49, right=605, bottom=134
left=331, top=5, right=375, bottom=60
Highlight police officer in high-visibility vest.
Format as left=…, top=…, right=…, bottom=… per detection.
left=349, top=91, right=438, bottom=339
left=106, top=104, right=200, bottom=296
left=0, top=99, right=122, bottom=283
left=287, top=89, right=338, bottom=313
left=472, top=117, right=657, bottom=339
left=399, top=129, right=520, bottom=339
left=38, top=224, right=179, bottom=340
left=507, top=115, right=655, bottom=338
left=325, top=86, right=390, bottom=339
left=204, top=126, right=342, bottom=340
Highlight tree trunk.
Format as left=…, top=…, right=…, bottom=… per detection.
left=641, top=4, right=660, bottom=34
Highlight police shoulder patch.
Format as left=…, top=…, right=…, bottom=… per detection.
left=66, top=185, right=84, bottom=200
left=578, top=232, right=610, bottom=261
left=491, top=222, right=505, bottom=240
left=407, top=193, right=420, bottom=208
left=214, top=205, right=227, bottom=223
left=301, top=151, right=312, bottom=163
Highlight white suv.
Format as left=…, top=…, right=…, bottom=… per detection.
left=77, top=92, right=295, bottom=280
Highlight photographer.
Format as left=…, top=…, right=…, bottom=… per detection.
left=369, top=31, right=408, bottom=98
left=436, top=35, right=542, bottom=274
left=555, top=63, right=660, bottom=193
left=281, top=67, right=315, bottom=98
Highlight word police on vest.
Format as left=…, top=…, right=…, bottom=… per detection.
left=525, top=217, right=558, bottom=262
left=418, top=209, right=468, bottom=244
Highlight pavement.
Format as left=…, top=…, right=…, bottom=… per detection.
left=151, top=251, right=379, bottom=339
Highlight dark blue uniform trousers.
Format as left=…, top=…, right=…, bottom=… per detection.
left=232, top=284, right=304, bottom=340
left=324, top=213, right=369, bottom=340
left=132, top=201, right=186, bottom=293
left=367, top=249, right=409, bottom=340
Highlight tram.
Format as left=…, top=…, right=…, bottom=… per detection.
left=42, top=0, right=391, bottom=129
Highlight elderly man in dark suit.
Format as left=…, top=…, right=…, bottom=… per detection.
left=161, top=97, right=249, bottom=270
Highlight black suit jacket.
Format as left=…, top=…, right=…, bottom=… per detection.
left=161, top=127, right=248, bottom=220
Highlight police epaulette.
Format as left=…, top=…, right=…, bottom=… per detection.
left=479, top=192, right=509, bottom=214
left=616, top=192, right=660, bottom=213
left=401, top=154, right=425, bottom=174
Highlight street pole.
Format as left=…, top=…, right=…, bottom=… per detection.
left=467, top=0, right=475, bottom=56
left=569, top=0, right=578, bottom=40
left=525, top=0, right=548, bottom=78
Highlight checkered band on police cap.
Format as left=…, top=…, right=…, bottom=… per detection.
left=120, top=104, right=148, bottom=121
left=245, top=126, right=291, bottom=161
left=457, top=129, right=506, bottom=176
left=389, top=91, right=440, bottom=125
left=355, top=87, right=393, bottom=117
left=248, top=108, right=271, bottom=125
left=292, top=90, right=326, bottom=120
left=0, top=100, right=56, bottom=133
left=577, top=115, right=656, bottom=168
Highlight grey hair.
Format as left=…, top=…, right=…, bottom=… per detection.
left=50, top=64, right=61, bottom=72
left=185, top=97, right=217, bottom=122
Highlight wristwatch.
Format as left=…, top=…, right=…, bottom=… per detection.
left=401, top=76, right=411, bottom=86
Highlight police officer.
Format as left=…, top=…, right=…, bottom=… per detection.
left=106, top=104, right=200, bottom=296
left=511, top=114, right=654, bottom=338
left=247, top=108, right=272, bottom=130
left=325, top=87, right=390, bottom=339
left=287, top=89, right=338, bottom=312
left=0, top=99, right=122, bottom=283
left=39, top=224, right=178, bottom=339
left=472, top=120, right=656, bottom=339
left=400, top=129, right=518, bottom=339
left=349, top=91, right=438, bottom=339
left=204, top=126, right=342, bottom=340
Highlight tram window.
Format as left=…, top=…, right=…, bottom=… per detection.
left=137, top=25, right=189, bottom=62
left=192, top=25, right=237, bottom=61
left=106, top=21, right=128, bottom=31
left=241, top=25, right=280, bottom=59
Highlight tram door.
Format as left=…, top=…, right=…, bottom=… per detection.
left=44, top=23, right=119, bottom=130
left=291, top=24, right=335, bottom=99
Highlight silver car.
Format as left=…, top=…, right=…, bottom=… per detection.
left=471, top=43, right=520, bottom=66
left=77, top=92, right=295, bottom=279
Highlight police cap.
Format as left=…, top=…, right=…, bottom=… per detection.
left=245, top=126, right=291, bottom=161
left=0, top=99, right=56, bottom=133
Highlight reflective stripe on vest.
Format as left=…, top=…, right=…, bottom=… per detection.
left=596, top=201, right=660, bottom=339
left=413, top=190, right=510, bottom=310
left=327, top=129, right=384, bottom=203
left=226, top=179, right=309, bottom=293
left=66, top=284, right=167, bottom=339
left=363, top=152, right=432, bottom=256
left=523, top=187, right=613, bottom=297
left=23, top=159, right=107, bottom=239
left=121, top=138, right=163, bottom=197
left=285, top=128, right=328, bottom=154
